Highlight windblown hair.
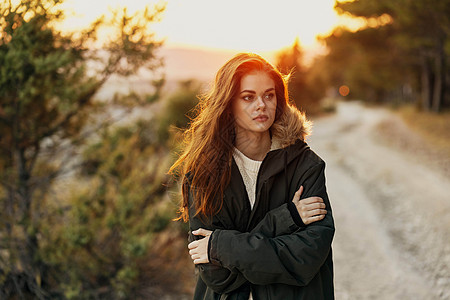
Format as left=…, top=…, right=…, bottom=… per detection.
left=169, top=53, right=311, bottom=222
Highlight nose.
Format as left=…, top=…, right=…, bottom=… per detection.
left=256, top=96, right=266, bottom=109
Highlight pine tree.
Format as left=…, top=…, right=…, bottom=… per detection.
left=0, top=0, right=165, bottom=298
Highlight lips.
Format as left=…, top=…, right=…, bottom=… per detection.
left=253, top=115, right=269, bottom=122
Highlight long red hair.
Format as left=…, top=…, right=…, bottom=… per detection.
left=169, top=53, right=311, bottom=222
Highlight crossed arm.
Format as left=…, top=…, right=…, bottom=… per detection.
left=185, top=162, right=334, bottom=293
left=188, top=185, right=327, bottom=264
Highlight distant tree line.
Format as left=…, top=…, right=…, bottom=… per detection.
left=278, top=0, right=450, bottom=113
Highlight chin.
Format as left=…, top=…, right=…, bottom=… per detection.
left=251, top=125, right=272, bottom=133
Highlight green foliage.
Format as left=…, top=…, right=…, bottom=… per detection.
left=40, top=121, right=175, bottom=299
left=157, top=80, right=201, bottom=143
left=0, top=0, right=166, bottom=298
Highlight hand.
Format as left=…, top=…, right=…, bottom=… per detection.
left=188, top=228, right=212, bottom=264
left=292, top=186, right=327, bottom=225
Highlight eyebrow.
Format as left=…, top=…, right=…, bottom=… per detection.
left=239, top=88, right=275, bottom=94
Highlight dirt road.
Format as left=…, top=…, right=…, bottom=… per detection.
left=308, top=101, right=450, bottom=299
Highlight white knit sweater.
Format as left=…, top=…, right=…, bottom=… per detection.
left=232, top=140, right=281, bottom=208
left=232, top=148, right=262, bottom=209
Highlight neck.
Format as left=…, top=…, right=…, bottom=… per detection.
left=235, top=130, right=271, bottom=161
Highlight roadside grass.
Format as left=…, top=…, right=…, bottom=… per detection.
left=374, top=103, right=450, bottom=178
left=395, top=105, right=450, bottom=158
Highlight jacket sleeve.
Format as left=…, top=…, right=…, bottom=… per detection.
left=188, top=201, right=246, bottom=293
left=208, top=162, right=335, bottom=286
left=187, top=186, right=302, bottom=293
left=187, top=179, right=247, bottom=294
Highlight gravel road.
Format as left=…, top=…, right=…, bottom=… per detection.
left=308, top=101, right=450, bottom=299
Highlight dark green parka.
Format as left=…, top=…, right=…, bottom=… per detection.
left=187, top=139, right=335, bottom=300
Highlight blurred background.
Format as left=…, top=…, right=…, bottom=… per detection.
left=0, top=0, right=449, bottom=299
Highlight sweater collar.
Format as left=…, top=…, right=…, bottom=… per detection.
left=231, top=138, right=309, bottom=183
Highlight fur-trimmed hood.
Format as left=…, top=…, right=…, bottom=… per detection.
left=271, top=105, right=312, bottom=148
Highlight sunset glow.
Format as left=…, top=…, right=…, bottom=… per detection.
left=59, top=0, right=364, bottom=52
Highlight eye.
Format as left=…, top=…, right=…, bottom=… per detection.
left=264, top=93, right=275, bottom=100
left=242, top=95, right=254, bottom=101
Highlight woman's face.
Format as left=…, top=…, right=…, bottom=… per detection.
left=231, top=71, right=277, bottom=136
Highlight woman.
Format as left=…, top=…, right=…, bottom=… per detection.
left=170, top=53, right=334, bottom=299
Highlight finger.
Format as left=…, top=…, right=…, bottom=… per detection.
left=309, top=213, right=326, bottom=220
left=188, top=241, right=197, bottom=249
left=192, top=228, right=205, bottom=236
left=304, top=202, right=326, bottom=210
left=192, top=228, right=211, bottom=237
left=190, top=254, right=200, bottom=260
left=193, top=257, right=208, bottom=264
left=292, top=186, right=303, bottom=203
left=297, top=186, right=304, bottom=197
left=310, top=209, right=327, bottom=216
left=303, top=213, right=326, bottom=225
left=300, top=197, right=324, bottom=205
left=304, top=196, right=324, bottom=204
left=311, top=214, right=326, bottom=222
left=304, top=208, right=327, bottom=218
left=313, top=203, right=326, bottom=210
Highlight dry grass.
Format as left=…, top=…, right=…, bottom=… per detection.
left=138, top=222, right=195, bottom=299
left=396, top=105, right=450, bottom=157
left=374, top=104, right=450, bottom=178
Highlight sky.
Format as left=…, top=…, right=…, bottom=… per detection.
left=59, top=0, right=363, bottom=53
